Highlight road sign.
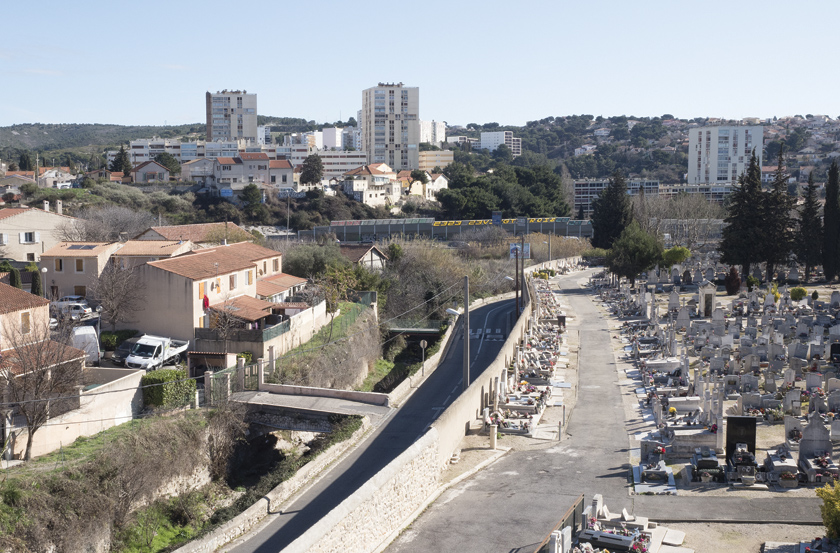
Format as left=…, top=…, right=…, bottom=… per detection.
left=420, top=340, right=428, bottom=349
left=516, top=217, right=527, bottom=227
left=492, top=211, right=502, bottom=226
left=509, top=243, right=531, bottom=259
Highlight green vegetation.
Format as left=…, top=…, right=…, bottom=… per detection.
left=817, top=480, right=840, bottom=539
left=606, top=222, right=663, bottom=285
left=590, top=171, right=632, bottom=249
left=824, top=160, right=840, bottom=281
left=100, top=329, right=138, bottom=351
left=662, top=246, right=690, bottom=267
left=798, top=172, right=823, bottom=282
left=141, top=369, right=196, bottom=408
left=790, top=287, right=807, bottom=301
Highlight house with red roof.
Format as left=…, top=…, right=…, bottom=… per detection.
left=341, top=163, right=401, bottom=207
left=130, top=160, right=170, bottom=183
left=0, top=202, right=75, bottom=262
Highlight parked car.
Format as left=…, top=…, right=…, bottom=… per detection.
left=125, top=335, right=189, bottom=370
left=111, top=337, right=140, bottom=366
left=55, top=295, right=89, bottom=306
left=56, top=303, right=93, bottom=321
left=71, top=326, right=101, bottom=366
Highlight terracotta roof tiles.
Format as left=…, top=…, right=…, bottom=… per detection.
left=141, top=222, right=249, bottom=243
left=0, top=281, right=49, bottom=314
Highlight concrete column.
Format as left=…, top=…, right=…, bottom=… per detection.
left=257, top=358, right=265, bottom=389
left=268, top=345, right=275, bottom=377
left=221, top=372, right=231, bottom=402
left=493, top=376, right=500, bottom=411
left=490, top=424, right=497, bottom=450
left=204, top=371, right=212, bottom=406
left=237, top=357, right=245, bottom=391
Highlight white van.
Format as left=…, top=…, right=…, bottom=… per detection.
left=71, top=326, right=101, bottom=366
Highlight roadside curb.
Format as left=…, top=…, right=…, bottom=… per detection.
left=372, top=446, right=511, bottom=553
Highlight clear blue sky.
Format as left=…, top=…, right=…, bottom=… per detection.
left=3, top=0, right=838, bottom=127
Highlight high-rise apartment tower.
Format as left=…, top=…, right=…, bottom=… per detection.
left=361, top=82, right=420, bottom=170
left=205, top=90, right=258, bottom=143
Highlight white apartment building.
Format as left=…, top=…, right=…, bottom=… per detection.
left=573, top=178, right=660, bottom=216
left=205, top=90, right=258, bottom=143
left=342, top=127, right=362, bottom=150
left=361, top=82, right=420, bottom=171
left=419, top=120, right=446, bottom=146
left=257, top=125, right=272, bottom=145
left=687, top=125, right=764, bottom=184
left=478, top=131, right=522, bottom=158
left=418, top=150, right=454, bottom=172
left=109, top=138, right=240, bottom=166
left=322, top=128, right=343, bottom=150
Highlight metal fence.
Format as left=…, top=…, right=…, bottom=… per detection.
left=533, top=494, right=585, bottom=553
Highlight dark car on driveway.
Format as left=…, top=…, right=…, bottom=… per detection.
left=112, top=337, right=140, bottom=366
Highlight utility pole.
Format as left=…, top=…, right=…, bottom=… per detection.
left=515, top=246, right=520, bottom=314
left=520, top=235, right=526, bottom=312
left=463, top=275, right=469, bottom=392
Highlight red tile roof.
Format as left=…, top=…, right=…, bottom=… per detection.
left=215, top=157, right=241, bottom=165
left=0, top=206, right=73, bottom=221
left=130, top=160, right=169, bottom=173
left=344, top=164, right=393, bottom=177
left=0, top=339, right=86, bottom=376
left=270, top=160, right=293, bottom=169
left=209, top=295, right=276, bottom=322
left=113, top=240, right=193, bottom=257
left=239, top=153, right=270, bottom=161
left=339, top=245, right=389, bottom=263
left=140, top=222, right=249, bottom=243
left=0, top=281, right=49, bottom=314
left=255, top=272, right=307, bottom=297
left=42, top=242, right=119, bottom=257
left=148, top=241, right=280, bottom=280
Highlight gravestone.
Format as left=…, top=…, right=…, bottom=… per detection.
left=694, top=269, right=703, bottom=285
left=742, top=392, right=762, bottom=409
left=828, top=391, right=840, bottom=413
left=683, top=270, right=692, bottom=285
left=705, top=268, right=715, bottom=282
left=726, top=416, right=757, bottom=461
left=793, top=342, right=809, bottom=360
left=784, top=389, right=801, bottom=414
left=668, top=290, right=680, bottom=312
left=799, top=416, right=832, bottom=463
left=784, top=369, right=796, bottom=387
left=832, top=291, right=840, bottom=309
left=741, top=375, right=759, bottom=393
left=699, top=282, right=717, bottom=318
left=785, top=416, right=804, bottom=449
left=788, top=266, right=800, bottom=283
left=806, top=372, right=823, bottom=391
left=828, top=378, right=840, bottom=393
left=764, top=371, right=777, bottom=393
left=676, top=307, right=690, bottom=330
left=810, top=395, right=828, bottom=415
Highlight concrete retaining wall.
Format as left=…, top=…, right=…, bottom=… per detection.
left=173, top=417, right=371, bottom=553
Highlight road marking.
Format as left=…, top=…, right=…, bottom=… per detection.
left=472, top=303, right=509, bottom=364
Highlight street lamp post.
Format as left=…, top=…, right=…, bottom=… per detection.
left=40, top=267, right=48, bottom=298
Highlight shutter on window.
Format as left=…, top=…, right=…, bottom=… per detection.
left=19, top=232, right=25, bottom=243
left=34, top=232, right=40, bottom=243
left=198, top=281, right=205, bottom=299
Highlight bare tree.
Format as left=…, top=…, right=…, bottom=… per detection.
left=313, top=265, right=359, bottom=343
left=209, top=298, right=244, bottom=355
left=87, top=263, right=146, bottom=331
left=0, top=305, right=85, bottom=460
left=57, top=205, right=160, bottom=242
left=631, top=193, right=726, bottom=251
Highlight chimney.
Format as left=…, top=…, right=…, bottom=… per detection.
left=56, top=200, right=63, bottom=215
left=119, top=232, right=128, bottom=243
left=43, top=200, right=49, bottom=212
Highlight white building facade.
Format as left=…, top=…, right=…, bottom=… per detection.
left=687, top=125, right=764, bottom=184
left=205, top=90, right=258, bottom=143
left=361, top=82, right=420, bottom=170
left=478, top=131, right=522, bottom=158
left=419, top=120, right=446, bottom=146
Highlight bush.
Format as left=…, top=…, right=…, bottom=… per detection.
left=790, top=287, right=807, bottom=301
left=817, top=480, right=840, bottom=539
left=813, top=290, right=820, bottom=301
left=236, top=351, right=253, bottom=364
left=582, top=248, right=609, bottom=260
left=141, top=369, right=196, bottom=408
left=724, top=267, right=741, bottom=295
left=100, top=329, right=138, bottom=351
left=746, top=275, right=760, bottom=291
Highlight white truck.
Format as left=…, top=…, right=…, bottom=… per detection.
left=124, top=335, right=189, bottom=370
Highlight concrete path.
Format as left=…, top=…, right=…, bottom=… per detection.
left=386, top=270, right=822, bottom=553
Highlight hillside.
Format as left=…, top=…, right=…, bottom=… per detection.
left=0, top=122, right=205, bottom=151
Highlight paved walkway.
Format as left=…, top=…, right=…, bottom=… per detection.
left=386, top=270, right=822, bottom=553
left=232, top=390, right=393, bottom=421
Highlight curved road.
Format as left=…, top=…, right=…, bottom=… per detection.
left=226, top=299, right=516, bottom=552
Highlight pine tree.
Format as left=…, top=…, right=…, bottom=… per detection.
left=300, top=154, right=324, bottom=186
left=18, top=151, right=33, bottom=171
left=824, top=160, right=840, bottom=281
left=797, top=171, right=823, bottom=282
left=720, top=151, right=764, bottom=278
left=110, top=145, right=132, bottom=174
left=9, top=268, right=22, bottom=289
left=590, top=170, right=632, bottom=249
left=761, top=146, right=795, bottom=281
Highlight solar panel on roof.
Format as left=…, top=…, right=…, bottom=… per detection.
left=67, top=244, right=97, bottom=250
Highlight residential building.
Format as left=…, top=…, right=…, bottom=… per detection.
left=133, top=222, right=250, bottom=244
left=361, top=82, right=420, bottom=170
left=206, top=90, right=258, bottom=143
left=181, top=158, right=215, bottom=184
left=112, top=240, right=195, bottom=268
left=269, top=160, right=294, bottom=187
left=107, top=139, right=240, bottom=166
left=322, top=128, right=343, bottom=150
left=342, top=164, right=401, bottom=207
left=687, top=125, right=764, bottom=184
left=256, top=272, right=307, bottom=303
left=130, top=161, right=170, bottom=183
left=398, top=171, right=449, bottom=201
left=342, top=127, right=362, bottom=150
left=573, top=178, right=660, bottom=217
left=477, top=131, right=522, bottom=158
left=446, top=136, right=478, bottom=147
left=339, top=245, right=389, bottom=271
left=85, top=169, right=124, bottom=183
left=40, top=242, right=123, bottom=299
left=257, top=125, right=272, bottom=145
left=0, top=202, right=73, bottom=262
left=419, top=120, right=446, bottom=146
left=418, top=150, right=454, bottom=172
left=317, top=151, right=368, bottom=179
left=133, top=242, right=283, bottom=343
left=574, top=144, right=597, bottom=156
left=213, top=153, right=270, bottom=190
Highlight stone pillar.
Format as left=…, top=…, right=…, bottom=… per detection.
left=257, top=358, right=265, bottom=389
left=493, top=376, right=500, bottom=411
left=204, top=371, right=212, bottom=406
left=237, top=357, right=245, bottom=391
left=490, top=425, right=498, bottom=450
left=268, top=345, right=275, bottom=378
left=221, top=372, right=231, bottom=403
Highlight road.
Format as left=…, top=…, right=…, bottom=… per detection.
left=226, top=298, right=516, bottom=553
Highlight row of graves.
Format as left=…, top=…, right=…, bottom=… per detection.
left=541, top=494, right=692, bottom=553
left=603, top=274, right=840, bottom=495
left=484, top=278, right=569, bottom=437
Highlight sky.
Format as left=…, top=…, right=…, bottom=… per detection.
left=2, top=0, right=840, bottom=128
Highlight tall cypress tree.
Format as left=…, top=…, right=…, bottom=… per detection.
left=9, top=268, right=22, bottom=289
left=797, top=171, right=823, bottom=282
left=762, top=145, right=795, bottom=281
left=30, top=268, right=43, bottom=297
left=720, top=151, right=764, bottom=278
left=824, top=160, right=840, bottom=281
left=590, top=170, right=632, bottom=249
left=110, top=145, right=131, bottom=174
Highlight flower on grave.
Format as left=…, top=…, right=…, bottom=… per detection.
left=780, top=472, right=797, bottom=480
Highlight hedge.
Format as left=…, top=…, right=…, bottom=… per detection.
left=141, top=369, right=196, bottom=408
left=100, top=329, right=138, bottom=351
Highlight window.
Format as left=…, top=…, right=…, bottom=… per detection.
left=26, top=253, right=35, bottom=262
left=262, top=261, right=267, bottom=274
left=229, top=274, right=237, bottom=290
left=74, top=285, right=86, bottom=297
left=21, top=312, right=30, bottom=335
left=75, top=259, right=84, bottom=273
left=55, top=259, right=63, bottom=272
left=248, top=270, right=253, bottom=285
left=273, top=258, right=279, bottom=272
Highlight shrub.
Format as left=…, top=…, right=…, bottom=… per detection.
left=724, top=267, right=741, bottom=295
left=813, top=290, right=820, bottom=301
left=790, top=287, right=807, bottom=301
left=100, top=329, right=138, bottom=351
left=236, top=351, right=253, bottom=364
left=817, top=480, right=840, bottom=539
left=746, top=275, right=760, bottom=291
left=141, top=369, right=196, bottom=408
